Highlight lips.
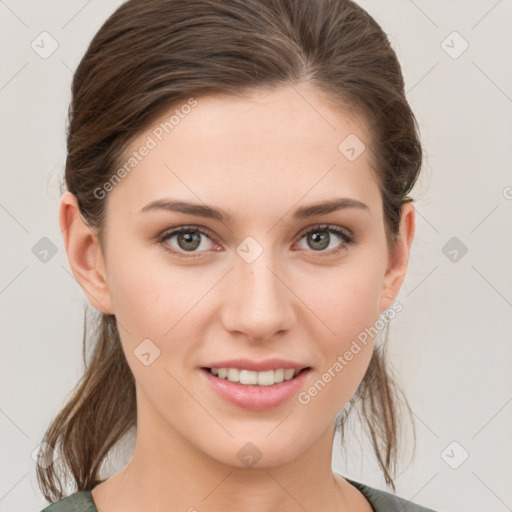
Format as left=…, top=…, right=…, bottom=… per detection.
left=199, top=358, right=312, bottom=410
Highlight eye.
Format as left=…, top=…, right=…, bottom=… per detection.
left=157, top=223, right=355, bottom=259
left=158, top=225, right=219, bottom=258
left=295, top=224, right=355, bottom=256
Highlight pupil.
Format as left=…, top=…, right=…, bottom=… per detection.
left=308, top=231, right=329, bottom=251
left=178, top=231, right=201, bottom=251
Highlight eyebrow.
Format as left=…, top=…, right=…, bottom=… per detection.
left=138, top=197, right=369, bottom=224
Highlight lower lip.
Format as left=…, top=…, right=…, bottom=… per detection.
left=200, top=368, right=311, bottom=411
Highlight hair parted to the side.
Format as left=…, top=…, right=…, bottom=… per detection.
left=37, top=0, right=422, bottom=502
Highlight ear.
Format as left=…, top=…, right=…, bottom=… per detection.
left=59, top=191, right=114, bottom=314
left=379, top=202, right=415, bottom=313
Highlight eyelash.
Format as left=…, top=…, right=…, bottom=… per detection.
left=157, top=223, right=355, bottom=259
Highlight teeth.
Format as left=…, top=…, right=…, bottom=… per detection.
left=209, top=367, right=301, bottom=386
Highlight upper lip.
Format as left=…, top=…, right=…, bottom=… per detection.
left=202, top=358, right=310, bottom=372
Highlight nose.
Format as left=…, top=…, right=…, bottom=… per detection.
left=220, top=247, right=295, bottom=342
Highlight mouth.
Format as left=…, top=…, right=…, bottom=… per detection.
left=200, top=365, right=312, bottom=410
left=201, top=366, right=311, bottom=386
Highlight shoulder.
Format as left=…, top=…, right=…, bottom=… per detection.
left=40, top=489, right=97, bottom=512
left=345, top=477, right=438, bottom=512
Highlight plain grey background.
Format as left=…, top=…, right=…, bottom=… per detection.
left=1, top=1, right=511, bottom=511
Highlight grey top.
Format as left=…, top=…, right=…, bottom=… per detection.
left=40, top=476, right=438, bottom=511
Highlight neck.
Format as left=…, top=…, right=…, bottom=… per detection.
left=91, top=398, right=369, bottom=512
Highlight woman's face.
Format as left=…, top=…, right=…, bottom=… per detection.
left=69, top=83, right=413, bottom=469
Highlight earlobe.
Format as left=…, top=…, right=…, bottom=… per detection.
left=59, top=191, right=114, bottom=314
left=378, top=202, right=415, bottom=312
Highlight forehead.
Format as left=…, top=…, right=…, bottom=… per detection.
left=107, top=83, right=381, bottom=220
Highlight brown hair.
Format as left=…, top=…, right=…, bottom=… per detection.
left=38, top=0, right=421, bottom=502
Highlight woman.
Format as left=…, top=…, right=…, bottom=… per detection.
left=38, top=0, right=437, bottom=510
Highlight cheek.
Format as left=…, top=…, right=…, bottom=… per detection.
left=332, top=272, right=383, bottom=337
left=106, top=240, right=200, bottom=337
left=299, top=256, right=386, bottom=346
left=105, top=251, right=203, bottom=405
left=293, top=255, right=386, bottom=410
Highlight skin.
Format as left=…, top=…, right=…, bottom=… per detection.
left=60, top=82, right=414, bottom=512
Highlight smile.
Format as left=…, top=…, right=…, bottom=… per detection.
left=205, top=367, right=307, bottom=386
left=200, top=367, right=312, bottom=410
